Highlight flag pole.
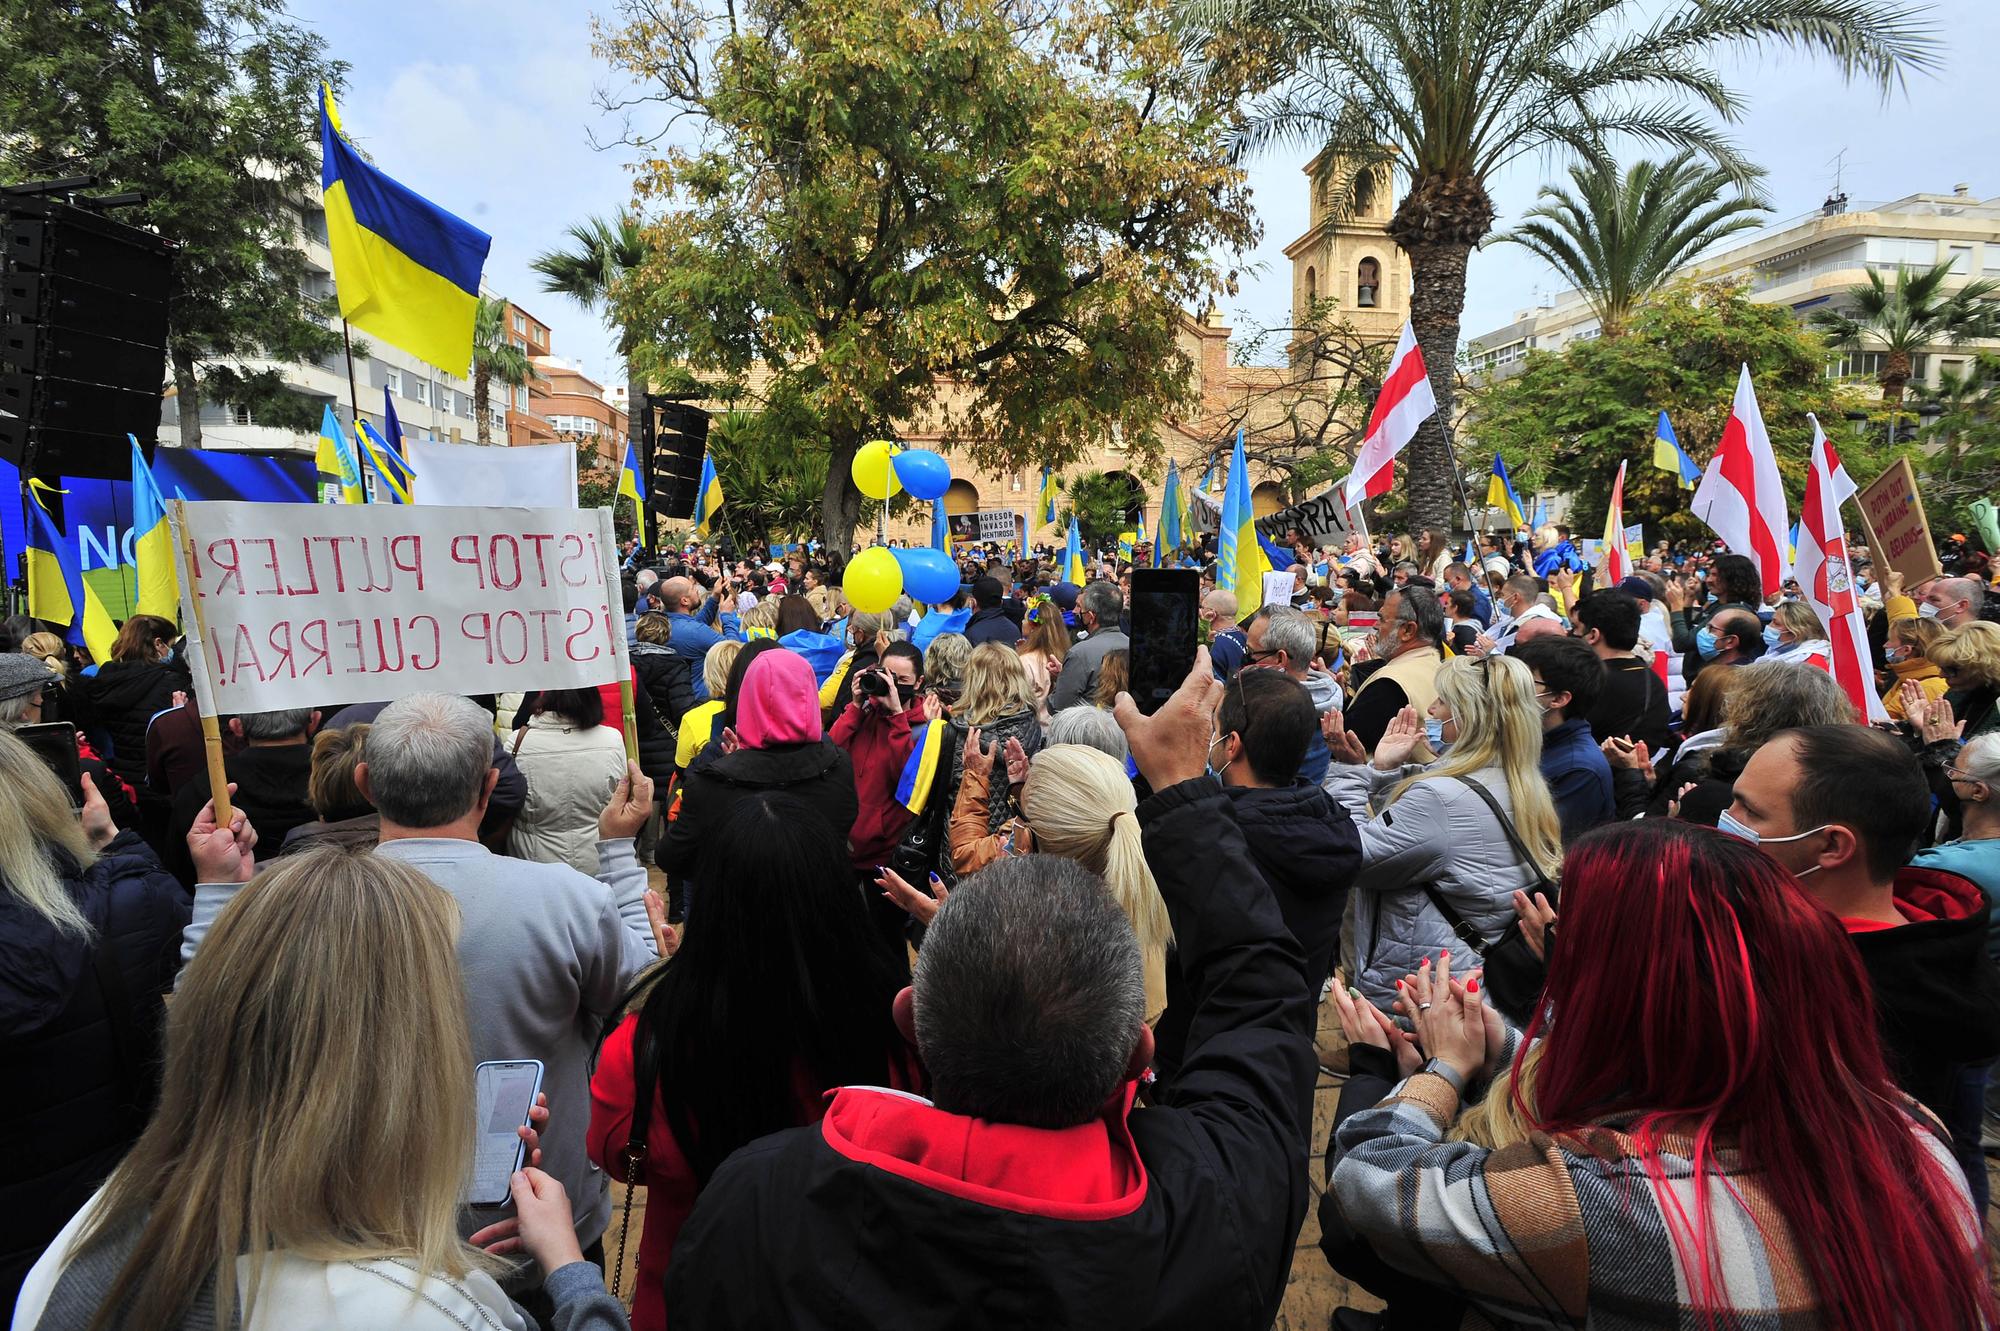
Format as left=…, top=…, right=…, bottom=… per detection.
left=340, top=319, right=364, bottom=440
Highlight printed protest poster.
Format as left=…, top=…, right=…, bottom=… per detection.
left=169, top=500, right=628, bottom=716
left=1855, top=457, right=1943, bottom=589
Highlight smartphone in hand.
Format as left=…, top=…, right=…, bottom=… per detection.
left=1127, top=569, right=1200, bottom=716
left=469, top=1059, right=544, bottom=1206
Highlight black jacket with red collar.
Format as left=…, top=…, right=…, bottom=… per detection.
left=663, top=776, right=1317, bottom=1330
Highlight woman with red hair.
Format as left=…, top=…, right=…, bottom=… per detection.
left=1329, top=818, right=1992, bottom=1329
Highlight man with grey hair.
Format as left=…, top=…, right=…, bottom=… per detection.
left=163, top=706, right=320, bottom=881
left=1342, top=586, right=1444, bottom=754
left=667, top=648, right=1316, bottom=1329
left=180, top=692, right=657, bottom=1297
left=1048, top=578, right=1129, bottom=712
left=1922, top=575, right=1986, bottom=629
left=1245, top=605, right=1342, bottom=784
left=1044, top=703, right=1130, bottom=761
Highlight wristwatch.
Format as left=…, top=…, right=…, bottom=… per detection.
left=1419, top=1057, right=1468, bottom=1097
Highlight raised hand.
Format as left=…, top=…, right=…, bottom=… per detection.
left=1510, top=889, right=1557, bottom=962
left=598, top=761, right=654, bottom=841
left=1002, top=736, right=1030, bottom=786
left=964, top=726, right=995, bottom=774
left=876, top=866, right=946, bottom=924
left=643, top=887, right=679, bottom=960
left=1331, top=972, right=1420, bottom=1078
left=78, top=771, right=117, bottom=851
left=1321, top=708, right=1368, bottom=766
left=1394, top=954, right=1485, bottom=1086
left=188, top=786, right=256, bottom=884
left=1113, top=645, right=1223, bottom=789
left=1919, top=695, right=1963, bottom=746
left=1372, top=705, right=1427, bottom=771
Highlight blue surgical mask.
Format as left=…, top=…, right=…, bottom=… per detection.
left=1761, top=625, right=1782, bottom=650
left=1695, top=626, right=1721, bottom=660
left=1919, top=602, right=1941, bottom=619
left=1717, top=808, right=1829, bottom=870
left=1424, top=717, right=1446, bottom=747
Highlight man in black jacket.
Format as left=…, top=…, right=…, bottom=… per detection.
left=1155, top=669, right=1359, bottom=1078
left=1726, top=724, right=2000, bottom=1203
left=963, top=576, right=1020, bottom=647
left=666, top=649, right=1317, bottom=1330
left=1572, top=590, right=1672, bottom=756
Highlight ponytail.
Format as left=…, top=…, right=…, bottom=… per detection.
left=1022, top=746, right=1173, bottom=960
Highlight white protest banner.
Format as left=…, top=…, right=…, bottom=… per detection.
left=169, top=500, right=629, bottom=716
left=1254, top=480, right=1355, bottom=547
left=976, top=510, right=1021, bottom=544
left=1260, top=570, right=1296, bottom=612
left=407, top=438, right=579, bottom=508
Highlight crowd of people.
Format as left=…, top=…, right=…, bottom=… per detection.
left=2, top=510, right=2000, bottom=1330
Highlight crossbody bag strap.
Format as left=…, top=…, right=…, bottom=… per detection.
left=610, top=1020, right=659, bottom=1299
left=1417, top=883, right=1493, bottom=955
left=1452, top=774, right=1557, bottom=892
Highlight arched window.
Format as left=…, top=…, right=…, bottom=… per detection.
left=1304, top=266, right=1317, bottom=304
left=1353, top=168, right=1375, bottom=215
left=1356, top=257, right=1380, bottom=308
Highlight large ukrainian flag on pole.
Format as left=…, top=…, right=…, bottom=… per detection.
left=617, top=438, right=646, bottom=528
left=319, top=85, right=491, bottom=376
left=317, top=404, right=366, bottom=504
left=691, top=451, right=723, bottom=540
left=1216, top=429, right=1269, bottom=613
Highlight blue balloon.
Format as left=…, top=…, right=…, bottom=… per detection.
left=892, top=448, right=952, bottom=501
left=895, top=546, right=962, bottom=604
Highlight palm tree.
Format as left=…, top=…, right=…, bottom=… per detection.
left=1198, top=0, right=1935, bottom=531
left=531, top=214, right=649, bottom=450
left=1494, top=153, right=1770, bottom=339
left=470, top=295, right=540, bottom=445
left=1812, top=260, right=2000, bottom=405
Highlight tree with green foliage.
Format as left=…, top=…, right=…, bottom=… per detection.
left=1187, top=0, right=1935, bottom=533
left=0, top=0, right=346, bottom=444
left=1494, top=154, right=1770, bottom=339
left=530, top=214, right=648, bottom=444
left=1909, top=351, right=2000, bottom=535
left=1470, top=280, right=1882, bottom=542
left=703, top=410, right=833, bottom=547
left=470, top=295, right=541, bottom=445
left=593, top=0, right=1256, bottom=554
left=1060, top=471, right=1146, bottom=545
left=1811, top=260, right=2000, bottom=405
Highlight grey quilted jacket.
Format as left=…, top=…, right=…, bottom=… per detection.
left=1321, top=761, right=1542, bottom=1013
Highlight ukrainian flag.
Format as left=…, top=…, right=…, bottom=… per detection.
left=617, top=437, right=646, bottom=526
left=358, top=421, right=416, bottom=503
left=1037, top=466, right=1060, bottom=528
left=1653, top=411, right=1700, bottom=490
left=1486, top=455, right=1528, bottom=529
left=691, top=451, right=723, bottom=539
left=1063, top=517, right=1087, bottom=585
left=1154, top=461, right=1183, bottom=569
left=895, top=718, right=951, bottom=814
left=317, top=405, right=366, bottom=504
left=129, top=435, right=177, bottom=620
left=1117, top=531, right=1137, bottom=564
left=1216, top=429, right=1269, bottom=612
left=25, top=486, right=79, bottom=640
left=319, top=85, right=491, bottom=376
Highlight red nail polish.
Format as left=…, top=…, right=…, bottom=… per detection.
left=1467, top=979, right=1479, bottom=994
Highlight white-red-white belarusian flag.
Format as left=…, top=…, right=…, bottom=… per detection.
left=1691, top=364, right=1792, bottom=598
left=1343, top=322, right=1438, bottom=507
left=1599, top=461, right=1632, bottom=585
left=1799, top=414, right=1887, bottom=721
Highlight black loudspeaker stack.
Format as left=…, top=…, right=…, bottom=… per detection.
left=643, top=396, right=711, bottom=521
left=0, top=196, right=174, bottom=479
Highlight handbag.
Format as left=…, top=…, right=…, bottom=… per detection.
left=1413, top=776, right=1558, bottom=1027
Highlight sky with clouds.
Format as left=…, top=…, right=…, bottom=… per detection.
left=297, top=0, right=1997, bottom=383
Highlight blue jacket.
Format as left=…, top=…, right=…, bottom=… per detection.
left=910, top=607, right=973, bottom=652
left=1911, top=838, right=2000, bottom=966
left=1533, top=541, right=1586, bottom=577
left=1540, top=716, right=1614, bottom=843
left=668, top=613, right=728, bottom=700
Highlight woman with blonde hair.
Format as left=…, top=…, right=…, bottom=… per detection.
left=1882, top=614, right=1948, bottom=722
left=1322, top=654, right=1563, bottom=1016
left=1765, top=600, right=1830, bottom=667
left=675, top=639, right=744, bottom=771
left=1021, top=744, right=1172, bottom=1023
left=0, top=727, right=185, bottom=1313
left=942, top=643, right=1045, bottom=845
left=1933, top=620, right=2000, bottom=740
left=1016, top=595, right=1070, bottom=725
left=13, top=844, right=627, bottom=1330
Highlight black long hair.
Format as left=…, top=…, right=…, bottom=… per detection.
left=628, top=791, right=910, bottom=1181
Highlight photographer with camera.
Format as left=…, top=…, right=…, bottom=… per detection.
left=832, top=642, right=930, bottom=966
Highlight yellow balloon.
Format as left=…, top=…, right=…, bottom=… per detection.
left=851, top=439, right=903, bottom=500
left=843, top=546, right=904, bottom=614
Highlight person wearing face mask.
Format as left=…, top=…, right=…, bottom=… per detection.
left=1479, top=574, right=1559, bottom=655
left=1670, top=552, right=1763, bottom=682
left=1320, top=655, right=1564, bottom=1017
left=1881, top=615, right=1949, bottom=722
left=80, top=614, right=190, bottom=822
left=1150, top=669, right=1362, bottom=1077
left=1341, top=589, right=1444, bottom=755
left=1918, top=574, right=1986, bottom=629
left=1725, top=724, right=2000, bottom=1206
left=1507, top=636, right=1615, bottom=844
left=1243, top=606, right=1342, bottom=784
left=1763, top=601, right=1830, bottom=668
left=1690, top=605, right=1765, bottom=674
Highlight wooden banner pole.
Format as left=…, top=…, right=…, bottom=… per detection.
left=171, top=500, right=232, bottom=826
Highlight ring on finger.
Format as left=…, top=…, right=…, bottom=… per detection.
left=1417, top=1002, right=1433, bottom=1012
